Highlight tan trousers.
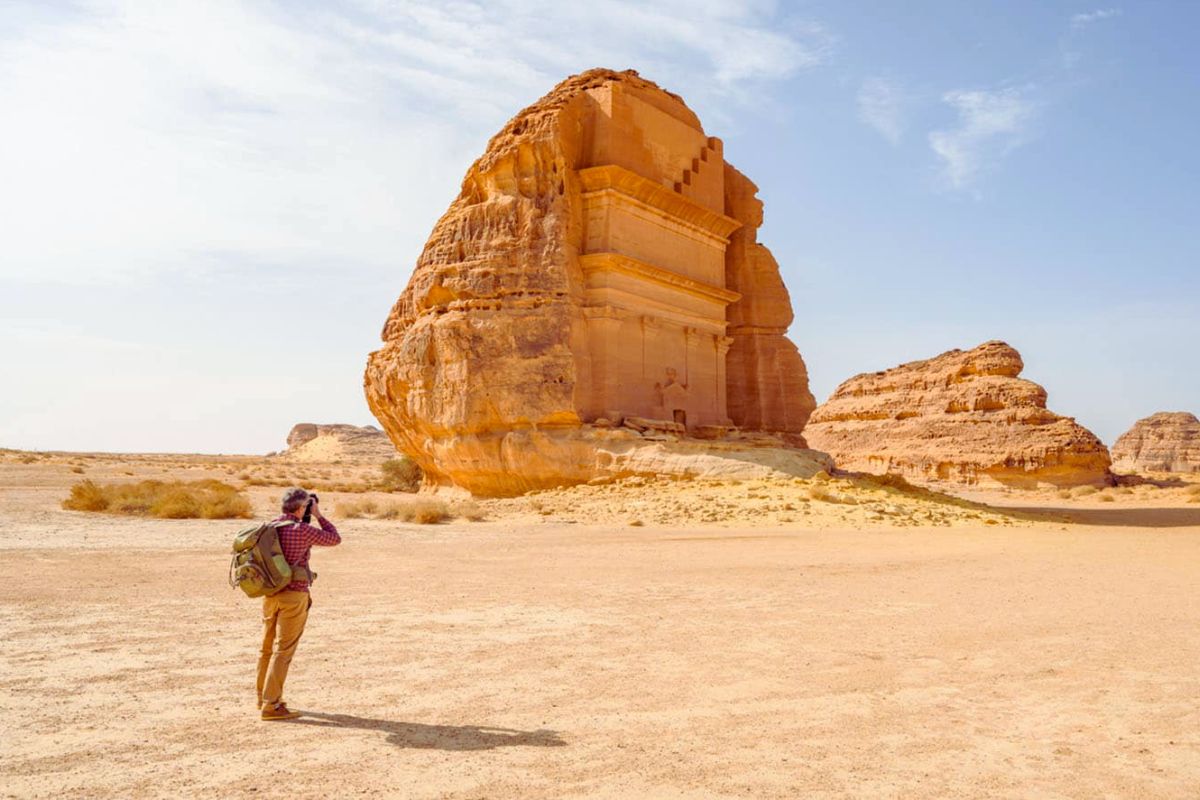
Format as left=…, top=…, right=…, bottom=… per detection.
left=256, top=591, right=311, bottom=707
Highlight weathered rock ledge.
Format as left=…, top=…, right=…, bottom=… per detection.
left=804, top=341, right=1112, bottom=488
left=279, top=423, right=397, bottom=463
left=1112, top=412, right=1200, bottom=473
left=416, top=424, right=832, bottom=496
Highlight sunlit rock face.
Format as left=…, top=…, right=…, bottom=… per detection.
left=804, top=341, right=1113, bottom=488
left=281, top=423, right=396, bottom=462
left=363, top=68, right=818, bottom=496
left=1112, top=412, right=1200, bottom=473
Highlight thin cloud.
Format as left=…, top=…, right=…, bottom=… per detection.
left=0, top=0, right=830, bottom=286
left=1070, top=8, right=1121, bottom=28
left=928, top=88, right=1035, bottom=189
left=857, top=77, right=906, bottom=144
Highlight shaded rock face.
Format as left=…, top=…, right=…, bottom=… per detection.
left=804, top=341, right=1112, bottom=488
left=281, top=423, right=397, bottom=462
left=364, top=68, right=816, bottom=496
left=1111, top=412, right=1200, bottom=473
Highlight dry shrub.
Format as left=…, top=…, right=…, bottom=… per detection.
left=1098, top=494, right=1115, bottom=503
left=810, top=470, right=831, bottom=484
left=808, top=486, right=856, bottom=505
left=1186, top=484, right=1200, bottom=496
left=63, top=480, right=109, bottom=511
left=1057, top=490, right=1073, bottom=500
left=244, top=477, right=272, bottom=487
left=62, top=479, right=251, bottom=519
left=1073, top=485, right=1099, bottom=497
left=378, top=457, right=422, bottom=493
left=451, top=500, right=487, bottom=522
left=70, top=466, right=85, bottom=474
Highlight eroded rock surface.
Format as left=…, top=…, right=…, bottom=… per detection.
left=804, top=341, right=1112, bottom=488
left=364, top=68, right=817, bottom=496
left=1112, top=412, right=1200, bottom=473
left=280, top=423, right=397, bottom=462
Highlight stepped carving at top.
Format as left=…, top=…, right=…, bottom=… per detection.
left=364, top=68, right=819, bottom=496
left=804, top=341, right=1113, bottom=487
left=1111, top=412, right=1200, bottom=473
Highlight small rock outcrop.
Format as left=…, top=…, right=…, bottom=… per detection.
left=804, top=341, right=1112, bottom=488
left=280, top=424, right=397, bottom=462
left=363, top=68, right=818, bottom=496
left=1111, top=412, right=1200, bottom=473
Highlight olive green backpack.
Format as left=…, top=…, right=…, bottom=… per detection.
left=228, top=520, right=301, bottom=598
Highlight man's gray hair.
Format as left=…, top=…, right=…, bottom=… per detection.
left=281, top=487, right=309, bottom=514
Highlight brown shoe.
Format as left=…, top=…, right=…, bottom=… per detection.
left=261, top=703, right=301, bottom=721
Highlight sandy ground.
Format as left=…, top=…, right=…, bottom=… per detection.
left=2, top=452, right=1199, bottom=798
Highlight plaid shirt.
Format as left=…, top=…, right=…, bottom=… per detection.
left=274, top=514, right=341, bottom=592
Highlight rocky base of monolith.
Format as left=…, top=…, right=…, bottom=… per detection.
left=414, top=425, right=832, bottom=496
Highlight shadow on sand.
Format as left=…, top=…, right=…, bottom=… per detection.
left=1004, top=506, right=1200, bottom=528
left=291, top=711, right=567, bottom=751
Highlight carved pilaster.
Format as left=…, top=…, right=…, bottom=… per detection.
left=716, top=335, right=734, bottom=423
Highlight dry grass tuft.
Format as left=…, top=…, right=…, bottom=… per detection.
left=62, top=479, right=252, bottom=519
left=1186, top=484, right=1200, bottom=496
left=451, top=500, right=487, bottom=522
left=383, top=499, right=450, bottom=524
left=338, top=497, right=450, bottom=524
left=70, top=466, right=85, bottom=474
left=808, top=486, right=857, bottom=505
left=338, top=498, right=379, bottom=518
left=1072, top=485, right=1100, bottom=497
left=1098, top=494, right=1115, bottom=503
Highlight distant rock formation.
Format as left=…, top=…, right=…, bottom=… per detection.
left=280, top=423, right=397, bottom=462
left=804, top=341, right=1112, bottom=488
left=363, top=68, right=818, bottom=496
left=1111, top=412, right=1200, bottom=473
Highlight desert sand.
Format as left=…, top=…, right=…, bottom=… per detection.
left=2, top=450, right=1199, bottom=798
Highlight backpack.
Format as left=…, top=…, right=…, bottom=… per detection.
left=228, top=520, right=300, bottom=598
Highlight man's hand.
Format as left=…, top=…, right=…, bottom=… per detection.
left=309, top=497, right=322, bottom=519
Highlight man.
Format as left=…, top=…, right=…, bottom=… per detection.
left=257, top=487, right=341, bottom=721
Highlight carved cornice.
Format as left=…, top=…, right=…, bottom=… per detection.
left=579, top=165, right=742, bottom=242
left=580, top=252, right=742, bottom=306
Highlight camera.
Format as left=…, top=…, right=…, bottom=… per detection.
left=302, top=493, right=320, bottom=524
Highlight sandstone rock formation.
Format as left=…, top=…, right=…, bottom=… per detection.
left=280, top=423, right=398, bottom=463
left=1111, top=412, right=1200, bottom=473
left=804, top=341, right=1112, bottom=488
left=364, top=68, right=818, bottom=496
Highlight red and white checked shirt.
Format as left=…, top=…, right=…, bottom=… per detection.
left=274, top=514, right=341, bottom=592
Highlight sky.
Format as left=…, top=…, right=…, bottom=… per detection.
left=1, top=0, right=1197, bottom=454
